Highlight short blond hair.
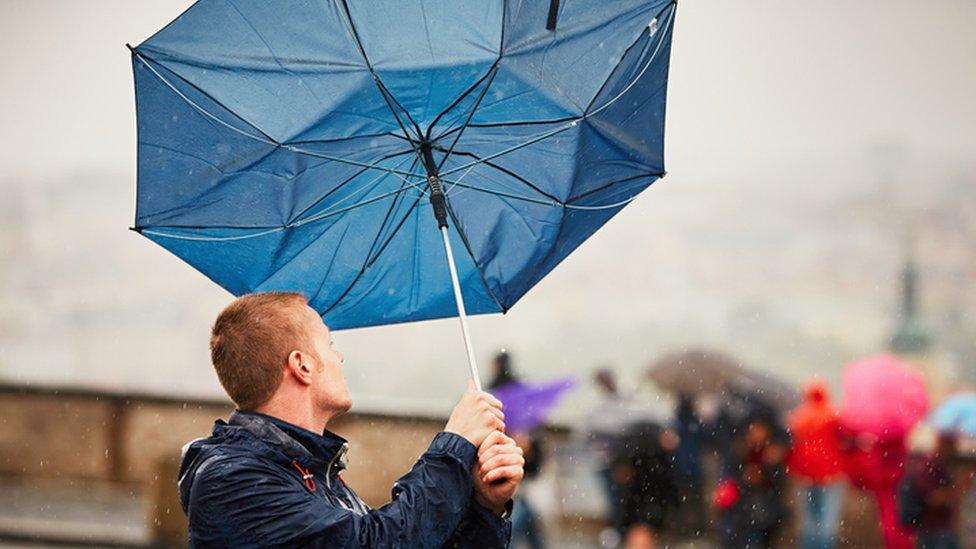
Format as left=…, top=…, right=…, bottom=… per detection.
left=209, top=292, right=310, bottom=410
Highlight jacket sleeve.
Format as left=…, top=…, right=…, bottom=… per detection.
left=444, top=499, right=512, bottom=548
left=189, top=432, right=480, bottom=548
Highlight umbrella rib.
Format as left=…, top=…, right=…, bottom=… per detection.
left=287, top=148, right=416, bottom=225
left=133, top=51, right=425, bottom=182
left=432, top=146, right=560, bottom=203
left=443, top=203, right=507, bottom=313
left=426, top=0, right=508, bottom=143
left=306, top=159, right=422, bottom=311
left=440, top=172, right=661, bottom=211
left=565, top=172, right=662, bottom=203
left=364, top=194, right=424, bottom=271
left=438, top=5, right=674, bottom=178
left=321, top=176, right=426, bottom=316
left=427, top=60, right=500, bottom=138
left=336, top=0, right=425, bottom=146
left=430, top=2, right=672, bottom=139
left=584, top=1, right=676, bottom=115
left=435, top=64, right=500, bottom=173
left=139, top=185, right=420, bottom=242
left=362, top=156, right=422, bottom=267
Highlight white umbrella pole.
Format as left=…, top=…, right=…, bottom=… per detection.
left=439, top=225, right=482, bottom=391
left=421, top=141, right=483, bottom=391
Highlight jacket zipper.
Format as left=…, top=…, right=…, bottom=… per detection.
left=325, top=442, right=369, bottom=515
left=325, top=442, right=349, bottom=490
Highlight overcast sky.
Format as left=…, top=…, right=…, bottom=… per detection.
left=1, top=1, right=974, bottom=414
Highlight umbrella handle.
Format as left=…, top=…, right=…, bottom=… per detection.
left=439, top=225, right=482, bottom=391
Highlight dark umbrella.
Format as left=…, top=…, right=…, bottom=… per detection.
left=647, top=348, right=745, bottom=395
left=129, top=0, right=678, bottom=389
left=730, top=369, right=800, bottom=413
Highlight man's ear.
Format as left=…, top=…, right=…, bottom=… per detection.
left=286, top=350, right=314, bottom=386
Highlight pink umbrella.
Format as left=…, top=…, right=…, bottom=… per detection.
left=839, top=354, right=929, bottom=440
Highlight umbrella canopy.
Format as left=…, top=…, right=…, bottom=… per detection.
left=730, top=368, right=800, bottom=412
left=929, top=392, right=976, bottom=437
left=838, top=354, right=929, bottom=440
left=490, top=378, right=576, bottom=433
left=647, top=348, right=745, bottom=395
left=130, top=0, right=677, bottom=332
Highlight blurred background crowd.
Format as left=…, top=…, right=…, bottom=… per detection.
left=487, top=328, right=976, bottom=549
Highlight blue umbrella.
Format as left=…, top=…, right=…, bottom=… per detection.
left=130, top=0, right=676, bottom=387
left=930, top=393, right=976, bottom=437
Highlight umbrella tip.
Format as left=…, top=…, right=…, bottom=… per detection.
left=125, top=43, right=136, bottom=53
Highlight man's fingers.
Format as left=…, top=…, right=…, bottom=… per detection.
left=478, top=441, right=520, bottom=463
left=479, top=431, right=509, bottom=452
left=480, top=452, right=525, bottom=476
left=483, top=464, right=524, bottom=484
left=480, top=392, right=504, bottom=409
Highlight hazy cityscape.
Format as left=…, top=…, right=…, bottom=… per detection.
left=1, top=0, right=975, bottom=416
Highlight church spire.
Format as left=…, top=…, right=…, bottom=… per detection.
left=889, top=256, right=932, bottom=354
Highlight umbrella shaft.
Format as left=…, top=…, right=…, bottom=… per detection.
left=440, top=226, right=482, bottom=391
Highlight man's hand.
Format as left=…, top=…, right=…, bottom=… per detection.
left=473, top=431, right=524, bottom=514
left=444, top=380, right=505, bottom=448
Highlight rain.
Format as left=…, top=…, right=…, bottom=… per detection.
left=1, top=0, right=976, bottom=547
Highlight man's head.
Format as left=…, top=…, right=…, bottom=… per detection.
left=209, top=292, right=350, bottom=416
left=593, top=368, right=617, bottom=396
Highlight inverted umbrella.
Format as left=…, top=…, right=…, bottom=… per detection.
left=130, top=0, right=676, bottom=388
left=838, top=354, right=929, bottom=440
left=929, top=392, right=976, bottom=437
left=490, top=378, right=576, bottom=433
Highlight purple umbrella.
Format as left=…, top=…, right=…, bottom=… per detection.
left=491, top=378, right=577, bottom=433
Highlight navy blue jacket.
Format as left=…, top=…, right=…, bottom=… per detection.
left=178, top=411, right=511, bottom=547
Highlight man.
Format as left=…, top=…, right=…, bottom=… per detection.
left=179, top=292, right=524, bottom=547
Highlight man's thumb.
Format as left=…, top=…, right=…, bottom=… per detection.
left=466, top=379, right=477, bottom=393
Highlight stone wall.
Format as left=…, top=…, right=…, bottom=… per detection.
left=0, top=385, right=447, bottom=501
left=0, top=384, right=448, bottom=544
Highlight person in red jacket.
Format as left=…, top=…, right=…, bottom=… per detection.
left=787, top=381, right=845, bottom=549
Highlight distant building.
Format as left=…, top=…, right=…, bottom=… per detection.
left=890, top=259, right=932, bottom=355
left=888, top=258, right=950, bottom=398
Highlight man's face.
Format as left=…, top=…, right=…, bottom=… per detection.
left=302, top=305, right=352, bottom=415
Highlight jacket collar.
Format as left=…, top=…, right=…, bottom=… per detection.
left=225, top=411, right=348, bottom=470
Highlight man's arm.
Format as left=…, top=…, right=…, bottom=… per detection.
left=190, top=432, right=480, bottom=548
left=189, top=383, right=507, bottom=548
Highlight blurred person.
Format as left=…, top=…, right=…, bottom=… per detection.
left=708, top=386, right=789, bottom=474
left=902, top=432, right=969, bottom=549
left=841, top=429, right=915, bottom=548
left=179, top=292, right=524, bottom=547
left=714, top=416, right=789, bottom=549
left=612, top=422, right=680, bottom=548
left=787, top=381, right=844, bottom=549
left=488, top=349, right=518, bottom=389
left=583, top=368, right=632, bottom=541
left=672, top=393, right=707, bottom=537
